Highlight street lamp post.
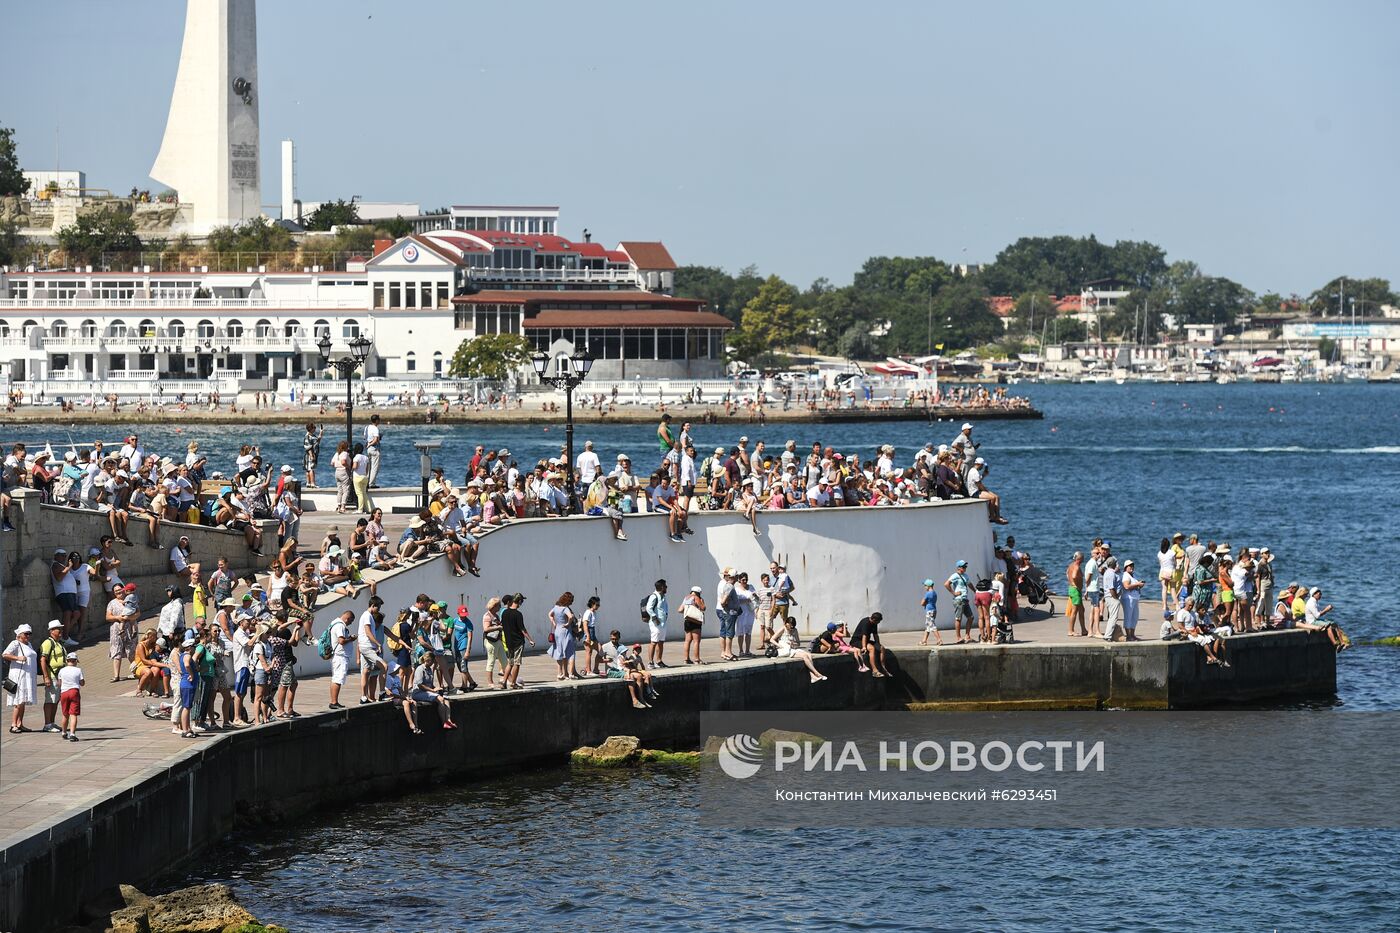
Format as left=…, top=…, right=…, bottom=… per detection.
left=318, top=332, right=373, bottom=451
left=531, top=346, right=594, bottom=515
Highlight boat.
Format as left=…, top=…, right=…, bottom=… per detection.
left=1216, top=373, right=1237, bottom=385
left=1341, top=366, right=1370, bottom=383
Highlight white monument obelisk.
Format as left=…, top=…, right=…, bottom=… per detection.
left=151, top=0, right=261, bottom=233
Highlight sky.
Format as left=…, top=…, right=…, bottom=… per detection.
left=3, top=0, right=1398, bottom=296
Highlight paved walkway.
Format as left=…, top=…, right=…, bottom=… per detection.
left=0, top=597, right=1144, bottom=848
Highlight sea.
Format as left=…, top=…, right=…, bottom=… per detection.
left=20, top=383, right=1400, bottom=931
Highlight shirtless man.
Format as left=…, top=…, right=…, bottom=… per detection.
left=1066, top=551, right=1087, bottom=637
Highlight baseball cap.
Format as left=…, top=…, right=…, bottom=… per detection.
left=281, top=464, right=293, bottom=473
left=956, top=560, right=968, bottom=568
left=714, top=446, right=725, bottom=455
left=53, top=548, right=66, bottom=557
left=826, top=622, right=838, bottom=632
left=922, top=579, right=935, bottom=586
left=510, top=593, right=527, bottom=603
left=961, top=422, right=973, bottom=430
left=88, top=546, right=101, bottom=556
left=65, top=652, right=78, bottom=660
left=182, top=634, right=196, bottom=647
left=690, top=586, right=702, bottom=593
left=457, top=605, right=469, bottom=617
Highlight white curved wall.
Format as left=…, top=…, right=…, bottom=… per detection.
left=293, top=500, right=997, bottom=674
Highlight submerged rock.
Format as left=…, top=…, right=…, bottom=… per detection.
left=639, top=749, right=702, bottom=765
left=758, top=728, right=826, bottom=748
left=109, top=882, right=258, bottom=933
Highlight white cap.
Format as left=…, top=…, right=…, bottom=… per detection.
left=961, top=423, right=973, bottom=430
left=281, top=464, right=293, bottom=473
left=15, top=624, right=32, bottom=635
left=690, top=586, right=702, bottom=593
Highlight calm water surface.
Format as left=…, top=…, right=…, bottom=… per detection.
left=66, top=383, right=1400, bottom=930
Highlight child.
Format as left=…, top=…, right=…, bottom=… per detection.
left=831, top=622, right=870, bottom=672
left=189, top=562, right=208, bottom=624
left=173, top=634, right=197, bottom=738
left=918, top=579, right=944, bottom=647
left=991, top=573, right=1012, bottom=644
left=58, top=652, right=85, bottom=741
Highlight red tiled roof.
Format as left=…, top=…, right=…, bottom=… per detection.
left=523, top=309, right=733, bottom=329
left=421, top=233, right=489, bottom=253
left=408, top=234, right=466, bottom=265
left=617, top=241, right=677, bottom=270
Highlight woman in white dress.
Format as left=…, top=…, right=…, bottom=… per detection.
left=3, top=624, right=39, bottom=732
left=1156, top=538, right=1177, bottom=612
left=733, top=572, right=757, bottom=657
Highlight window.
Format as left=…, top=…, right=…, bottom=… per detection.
left=406, top=351, right=416, bottom=372
left=373, top=282, right=385, bottom=309
left=138, top=318, right=157, bottom=338
left=420, top=282, right=432, bottom=308
left=284, top=319, right=304, bottom=339
left=255, top=319, right=273, bottom=338
left=313, top=319, right=330, bottom=340
left=343, top=319, right=361, bottom=339
left=197, top=319, right=215, bottom=339
left=226, top=319, right=244, bottom=339
left=390, top=283, right=402, bottom=309
left=168, top=319, right=185, bottom=339
left=108, top=354, right=126, bottom=372
left=437, top=282, right=449, bottom=308
left=21, top=319, right=38, bottom=336
left=657, top=328, right=686, bottom=360
left=454, top=308, right=472, bottom=330
left=433, top=350, right=443, bottom=377
left=109, top=319, right=129, bottom=338
left=80, top=319, right=97, bottom=338
left=93, top=280, right=136, bottom=300
left=51, top=320, right=69, bottom=339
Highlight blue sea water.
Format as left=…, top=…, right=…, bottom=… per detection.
left=58, top=383, right=1400, bottom=930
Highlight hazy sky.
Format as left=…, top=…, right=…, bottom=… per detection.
left=4, top=0, right=1397, bottom=295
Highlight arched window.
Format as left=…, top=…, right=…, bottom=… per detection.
left=0, top=320, right=9, bottom=337
left=109, top=319, right=129, bottom=338
left=80, top=319, right=97, bottom=338
left=284, top=319, right=303, bottom=338
left=406, top=351, right=417, bottom=372
left=21, top=319, right=38, bottom=336
left=433, top=350, right=443, bottom=377
left=50, top=320, right=68, bottom=339
left=138, top=319, right=156, bottom=338
left=255, top=318, right=273, bottom=338
left=167, top=319, right=185, bottom=339
left=342, top=319, right=361, bottom=339
left=313, top=319, right=331, bottom=340
left=197, top=319, right=215, bottom=340
left=226, top=319, right=244, bottom=339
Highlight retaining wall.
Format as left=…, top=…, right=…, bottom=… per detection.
left=889, top=630, right=1337, bottom=710
left=1, top=487, right=274, bottom=628
left=0, top=654, right=878, bottom=933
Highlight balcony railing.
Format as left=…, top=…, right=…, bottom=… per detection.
left=0, top=296, right=366, bottom=310
left=466, top=268, right=638, bottom=284
left=39, top=334, right=332, bottom=351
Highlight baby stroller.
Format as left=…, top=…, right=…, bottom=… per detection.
left=992, top=601, right=1014, bottom=644
left=1017, top=564, right=1053, bottom=615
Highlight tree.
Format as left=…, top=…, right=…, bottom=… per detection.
left=674, top=265, right=739, bottom=322
left=0, top=219, right=28, bottom=267
left=304, top=198, right=361, bottom=231
left=835, top=325, right=876, bottom=361
left=0, top=127, right=27, bottom=197
left=885, top=281, right=1000, bottom=353
left=1306, top=276, right=1396, bottom=316
left=380, top=215, right=412, bottom=239
left=978, top=235, right=1167, bottom=296
left=1102, top=289, right=1166, bottom=341
left=56, top=207, right=141, bottom=264
left=732, top=275, right=807, bottom=362
left=1157, top=264, right=1253, bottom=329
left=808, top=286, right=874, bottom=354
left=448, top=333, right=532, bottom=380
left=205, top=216, right=295, bottom=254
left=852, top=256, right=953, bottom=297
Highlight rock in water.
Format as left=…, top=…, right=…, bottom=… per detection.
left=120, top=884, right=153, bottom=908
left=758, top=728, right=825, bottom=749
left=144, top=883, right=256, bottom=933
left=571, top=735, right=642, bottom=766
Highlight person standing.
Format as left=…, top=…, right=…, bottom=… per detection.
left=38, top=620, right=69, bottom=734
left=715, top=568, right=740, bottom=662
left=357, top=597, right=386, bottom=704
left=645, top=579, right=669, bottom=668
left=1254, top=547, right=1275, bottom=624
left=734, top=572, right=757, bottom=658
left=680, top=585, right=707, bottom=664
left=351, top=442, right=373, bottom=513
left=576, top=440, right=601, bottom=488
left=57, top=652, right=85, bottom=741
left=919, top=578, right=944, bottom=647
left=1100, top=557, right=1124, bottom=642
left=451, top=603, right=478, bottom=692
left=328, top=609, right=355, bottom=709
left=4, top=624, right=38, bottom=732
left=1156, top=538, right=1177, bottom=612
left=303, top=422, right=323, bottom=488
left=500, top=593, right=534, bottom=690
left=548, top=593, right=578, bottom=681
left=753, top=573, right=775, bottom=651
left=1121, top=558, right=1145, bottom=641
left=944, top=560, right=974, bottom=644
left=365, top=414, right=383, bottom=488
left=332, top=441, right=352, bottom=513
left=1083, top=545, right=1103, bottom=638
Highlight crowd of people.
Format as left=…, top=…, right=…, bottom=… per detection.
left=1062, top=532, right=1347, bottom=666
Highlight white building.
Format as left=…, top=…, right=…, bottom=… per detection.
left=0, top=220, right=721, bottom=397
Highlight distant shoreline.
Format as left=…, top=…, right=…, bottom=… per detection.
left=0, top=404, right=1043, bottom=427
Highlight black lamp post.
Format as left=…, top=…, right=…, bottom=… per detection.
left=318, top=332, right=373, bottom=450
left=531, top=346, right=594, bottom=515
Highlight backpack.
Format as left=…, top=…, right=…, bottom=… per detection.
left=317, top=622, right=337, bottom=660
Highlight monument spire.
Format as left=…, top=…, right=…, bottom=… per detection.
left=151, top=0, right=261, bottom=233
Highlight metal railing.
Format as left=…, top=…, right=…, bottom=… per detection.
left=0, top=297, right=367, bottom=310
left=466, top=267, right=638, bottom=285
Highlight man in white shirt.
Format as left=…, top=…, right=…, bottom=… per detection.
left=676, top=443, right=697, bottom=535
left=576, top=440, right=601, bottom=486
left=365, top=415, right=382, bottom=488
left=328, top=610, right=356, bottom=709
left=1296, top=586, right=1347, bottom=651
left=965, top=457, right=1008, bottom=524
left=232, top=616, right=254, bottom=724
left=157, top=585, right=185, bottom=643
left=357, top=597, right=386, bottom=702
left=1100, top=557, right=1124, bottom=642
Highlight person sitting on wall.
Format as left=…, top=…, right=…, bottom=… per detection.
left=601, top=630, right=659, bottom=709
left=849, top=613, right=890, bottom=678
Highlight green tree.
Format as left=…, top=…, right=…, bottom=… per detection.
left=808, top=286, right=874, bottom=354
left=1158, top=264, right=1253, bottom=329
left=835, top=324, right=876, bottom=361
left=885, top=281, right=1000, bottom=352
left=448, top=333, right=532, bottom=380
left=0, top=219, right=28, bottom=267
left=852, top=256, right=953, bottom=297
left=56, top=207, right=142, bottom=264
left=732, top=275, right=807, bottom=362
left=206, top=216, right=296, bottom=254
left=0, top=127, right=27, bottom=197
left=304, top=198, right=361, bottom=231
left=1103, top=288, right=1166, bottom=341
left=674, top=265, right=738, bottom=321
left=1306, top=276, right=1396, bottom=316
left=379, top=215, right=412, bottom=239
left=978, top=235, right=1166, bottom=296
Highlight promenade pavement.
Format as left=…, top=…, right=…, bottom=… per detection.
left=0, top=597, right=1102, bottom=848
